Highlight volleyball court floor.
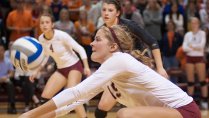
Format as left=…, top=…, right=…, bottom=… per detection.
left=0, top=101, right=208, bottom=118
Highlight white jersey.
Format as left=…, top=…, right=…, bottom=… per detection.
left=183, top=30, right=206, bottom=57
left=53, top=52, right=193, bottom=110
left=39, top=30, right=87, bottom=69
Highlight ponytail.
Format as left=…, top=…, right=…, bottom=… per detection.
left=130, top=49, right=154, bottom=68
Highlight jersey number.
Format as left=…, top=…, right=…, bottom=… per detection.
left=50, top=44, right=54, bottom=52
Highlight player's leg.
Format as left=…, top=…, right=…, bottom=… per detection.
left=195, top=63, right=208, bottom=109
left=67, top=70, right=87, bottom=118
left=95, top=88, right=117, bottom=118
left=185, top=63, right=195, bottom=96
left=41, top=71, right=67, bottom=103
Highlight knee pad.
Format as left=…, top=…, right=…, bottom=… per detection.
left=95, top=107, right=107, bottom=118
left=187, top=82, right=195, bottom=86
left=200, top=81, right=207, bottom=86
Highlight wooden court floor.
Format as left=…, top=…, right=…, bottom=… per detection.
left=0, top=102, right=208, bottom=118
left=0, top=111, right=208, bottom=118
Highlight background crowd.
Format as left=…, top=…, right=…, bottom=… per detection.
left=0, top=0, right=208, bottom=115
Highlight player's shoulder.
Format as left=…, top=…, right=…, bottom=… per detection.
left=112, top=52, right=133, bottom=62
left=54, top=29, right=67, bottom=35
left=54, top=29, right=69, bottom=38
left=38, top=34, right=44, bottom=42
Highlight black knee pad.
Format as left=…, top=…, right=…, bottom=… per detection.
left=95, top=107, right=107, bottom=118
left=200, top=81, right=207, bottom=86
left=187, top=82, right=195, bottom=86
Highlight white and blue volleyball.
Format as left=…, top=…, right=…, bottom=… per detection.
left=10, top=36, right=45, bottom=72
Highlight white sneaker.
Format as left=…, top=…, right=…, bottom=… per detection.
left=201, top=101, right=208, bottom=110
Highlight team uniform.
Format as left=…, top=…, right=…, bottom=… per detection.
left=39, top=29, right=87, bottom=77
left=52, top=52, right=200, bottom=118
left=182, top=30, right=206, bottom=64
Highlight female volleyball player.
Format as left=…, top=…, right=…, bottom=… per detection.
left=183, top=17, right=208, bottom=109
left=19, top=25, right=200, bottom=118
left=30, top=13, right=91, bottom=118
left=95, top=0, right=168, bottom=117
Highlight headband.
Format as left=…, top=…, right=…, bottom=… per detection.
left=108, top=27, right=123, bottom=52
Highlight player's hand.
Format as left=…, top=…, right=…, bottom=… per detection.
left=29, top=75, right=36, bottom=83
left=84, top=67, right=91, bottom=77
left=29, top=71, right=38, bottom=83
left=156, top=67, right=168, bottom=79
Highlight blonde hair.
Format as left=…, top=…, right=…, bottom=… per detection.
left=100, top=25, right=153, bottom=67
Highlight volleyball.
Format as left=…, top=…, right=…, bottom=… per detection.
left=10, top=36, right=45, bottom=72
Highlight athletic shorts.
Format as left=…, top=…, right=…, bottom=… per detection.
left=57, top=61, right=83, bottom=78
left=186, top=56, right=205, bottom=64
left=176, top=101, right=201, bottom=118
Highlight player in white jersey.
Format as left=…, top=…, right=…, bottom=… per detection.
left=95, top=0, right=168, bottom=117
left=182, top=17, right=208, bottom=109
left=20, top=25, right=200, bottom=118
left=29, top=13, right=91, bottom=118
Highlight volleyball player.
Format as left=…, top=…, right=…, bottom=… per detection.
left=19, top=25, right=200, bottom=118
left=30, top=13, right=91, bottom=118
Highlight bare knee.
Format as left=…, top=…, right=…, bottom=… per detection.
left=117, top=108, right=133, bottom=118
left=98, top=100, right=113, bottom=111
left=98, top=102, right=110, bottom=111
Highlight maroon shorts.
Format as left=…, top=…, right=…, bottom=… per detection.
left=57, top=61, right=83, bottom=78
left=186, top=56, right=205, bottom=64
left=176, top=101, right=201, bottom=118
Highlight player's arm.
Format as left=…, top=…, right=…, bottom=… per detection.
left=64, top=33, right=91, bottom=76
left=29, top=36, right=50, bottom=82
left=29, top=53, right=49, bottom=82
left=127, top=20, right=168, bottom=78
left=55, top=89, right=102, bottom=117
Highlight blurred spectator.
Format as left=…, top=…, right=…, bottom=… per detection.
left=0, top=0, right=14, bottom=46
left=50, top=0, right=66, bottom=21
left=165, top=2, right=185, bottom=32
left=182, top=17, right=208, bottom=110
left=80, top=0, right=101, bottom=26
left=54, top=8, right=75, bottom=37
left=0, top=12, right=2, bottom=38
left=33, top=5, right=52, bottom=39
left=161, top=20, right=183, bottom=83
left=62, top=0, right=82, bottom=9
left=62, top=0, right=83, bottom=22
left=178, top=0, right=188, bottom=8
left=135, top=0, right=147, bottom=15
left=176, top=46, right=186, bottom=71
left=14, top=68, right=40, bottom=112
left=0, top=0, right=12, bottom=19
left=203, top=26, right=209, bottom=84
left=6, top=0, right=34, bottom=42
left=143, top=0, right=162, bottom=42
left=163, top=0, right=185, bottom=16
left=122, top=0, right=144, bottom=28
left=199, top=0, right=209, bottom=29
left=74, top=10, right=96, bottom=67
left=0, top=43, right=16, bottom=114
left=186, top=0, right=200, bottom=31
